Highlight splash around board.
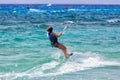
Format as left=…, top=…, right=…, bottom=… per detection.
left=69, top=51, right=79, bottom=57
left=68, top=52, right=75, bottom=58
left=70, top=52, right=74, bottom=56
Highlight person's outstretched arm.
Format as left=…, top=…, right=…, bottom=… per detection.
left=53, top=32, right=62, bottom=38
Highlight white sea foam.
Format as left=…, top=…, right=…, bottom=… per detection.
left=0, top=52, right=120, bottom=80
left=13, top=10, right=16, bottom=13
left=29, top=8, right=45, bottom=13
left=107, top=19, right=120, bottom=23
left=41, top=61, right=59, bottom=70
left=51, top=52, right=61, bottom=59
left=64, top=21, right=74, bottom=24
left=67, top=9, right=79, bottom=11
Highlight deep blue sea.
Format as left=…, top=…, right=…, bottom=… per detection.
left=0, top=4, right=120, bottom=80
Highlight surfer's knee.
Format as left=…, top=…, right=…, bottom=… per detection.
left=61, top=44, right=66, bottom=50
left=58, top=44, right=65, bottom=49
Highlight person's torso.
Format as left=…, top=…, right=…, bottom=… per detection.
left=48, top=32, right=58, bottom=44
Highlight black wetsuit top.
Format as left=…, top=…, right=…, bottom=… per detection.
left=48, top=32, right=59, bottom=47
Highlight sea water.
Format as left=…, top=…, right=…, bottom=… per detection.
left=0, top=4, right=120, bottom=80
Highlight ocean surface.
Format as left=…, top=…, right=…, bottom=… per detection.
left=0, top=4, right=120, bottom=80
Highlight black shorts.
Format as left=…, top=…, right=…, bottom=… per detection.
left=53, top=42, right=60, bottom=47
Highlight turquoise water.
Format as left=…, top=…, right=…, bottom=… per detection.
left=0, top=4, right=120, bottom=80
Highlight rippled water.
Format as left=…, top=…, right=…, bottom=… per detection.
left=0, top=4, right=120, bottom=80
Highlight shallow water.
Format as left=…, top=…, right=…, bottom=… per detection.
left=0, top=4, right=120, bottom=80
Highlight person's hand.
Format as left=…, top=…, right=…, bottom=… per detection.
left=60, top=32, right=62, bottom=36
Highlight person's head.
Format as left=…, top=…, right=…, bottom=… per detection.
left=46, top=27, right=53, bottom=33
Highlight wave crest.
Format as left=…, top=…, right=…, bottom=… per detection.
left=0, top=52, right=120, bottom=79
left=107, top=19, right=120, bottom=23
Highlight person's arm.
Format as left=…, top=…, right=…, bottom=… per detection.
left=53, top=32, right=62, bottom=38
left=46, top=32, right=49, bottom=37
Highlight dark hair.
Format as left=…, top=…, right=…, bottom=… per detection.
left=46, top=27, right=53, bottom=33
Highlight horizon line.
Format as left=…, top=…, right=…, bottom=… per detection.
left=0, top=3, right=120, bottom=5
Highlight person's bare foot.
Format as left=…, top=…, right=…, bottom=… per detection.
left=65, top=53, right=73, bottom=58
left=70, top=53, right=73, bottom=56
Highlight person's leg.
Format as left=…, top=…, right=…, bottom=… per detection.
left=57, top=44, right=70, bottom=58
